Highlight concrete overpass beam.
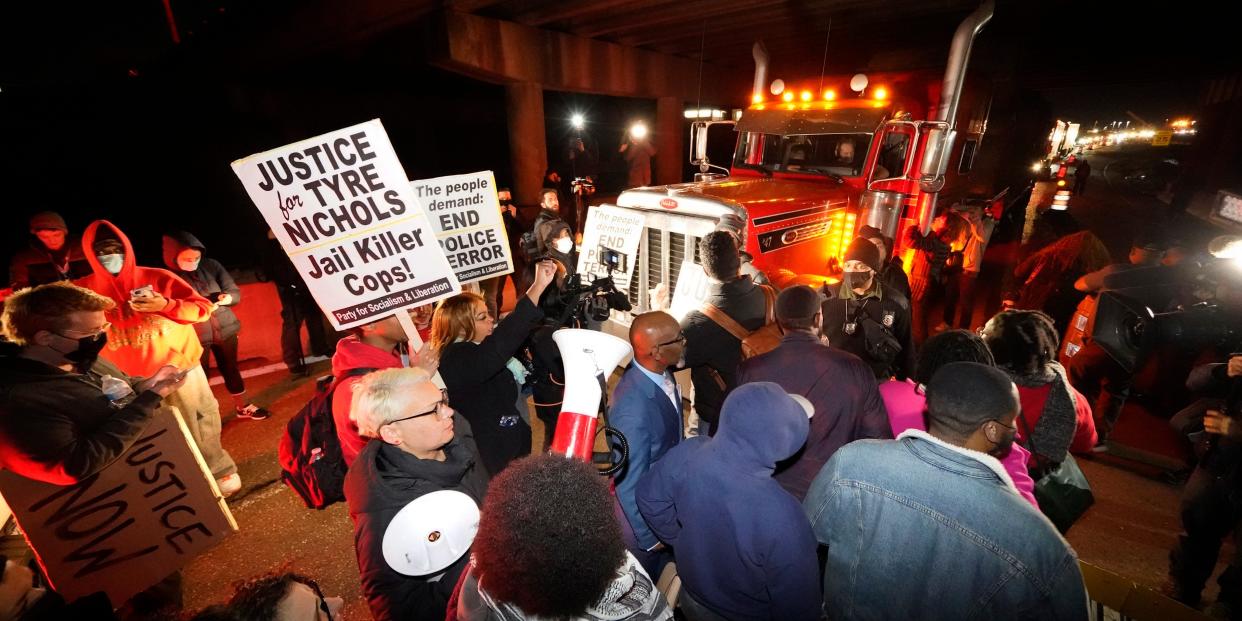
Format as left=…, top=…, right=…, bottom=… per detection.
left=656, top=96, right=683, bottom=185
left=505, top=81, right=547, bottom=206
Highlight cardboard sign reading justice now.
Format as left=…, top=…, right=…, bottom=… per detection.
left=0, top=408, right=237, bottom=606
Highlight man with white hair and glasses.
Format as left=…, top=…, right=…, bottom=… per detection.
left=343, top=367, right=490, bottom=621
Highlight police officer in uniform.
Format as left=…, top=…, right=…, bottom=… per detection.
left=821, top=236, right=916, bottom=380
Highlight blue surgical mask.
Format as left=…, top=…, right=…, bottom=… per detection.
left=178, top=259, right=200, bottom=272
left=97, top=254, right=124, bottom=275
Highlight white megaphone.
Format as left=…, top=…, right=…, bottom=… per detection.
left=549, top=329, right=633, bottom=461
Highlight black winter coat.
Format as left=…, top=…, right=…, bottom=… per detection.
left=680, top=276, right=768, bottom=431
left=0, top=344, right=160, bottom=484
left=439, top=296, right=543, bottom=475
left=344, top=416, right=489, bottom=621
left=820, top=281, right=916, bottom=381
left=162, top=232, right=242, bottom=345
left=178, top=258, right=242, bottom=344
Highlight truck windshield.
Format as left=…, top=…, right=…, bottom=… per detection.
left=733, top=132, right=872, bottom=178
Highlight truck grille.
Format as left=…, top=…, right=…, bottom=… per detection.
left=626, top=227, right=702, bottom=311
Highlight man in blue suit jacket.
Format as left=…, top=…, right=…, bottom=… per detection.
left=610, top=311, right=685, bottom=577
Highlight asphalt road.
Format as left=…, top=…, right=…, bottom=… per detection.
left=180, top=141, right=1234, bottom=617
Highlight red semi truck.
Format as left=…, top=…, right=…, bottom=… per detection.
left=591, top=1, right=1000, bottom=326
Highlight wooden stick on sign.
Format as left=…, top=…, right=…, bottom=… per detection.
left=394, top=309, right=445, bottom=388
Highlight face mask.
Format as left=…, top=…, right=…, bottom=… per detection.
left=845, top=270, right=873, bottom=290
left=554, top=238, right=573, bottom=254
left=178, top=259, right=201, bottom=272
left=989, top=424, right=1016, bottom=458
left=53, top=332, right=108, bottom=370
left=97, top=254, right=124, bottom=275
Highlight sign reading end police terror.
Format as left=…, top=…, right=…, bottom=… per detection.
left=231, top=119, right=461, bottom=330
left=576, top=205, right=646, bottom=291
left=414, top=171, right=514, bottom=284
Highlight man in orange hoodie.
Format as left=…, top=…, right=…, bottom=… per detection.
left=76, top=220, right=240, bottom=495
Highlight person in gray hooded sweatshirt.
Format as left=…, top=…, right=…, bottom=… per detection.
left=163, top=231, right=269, bottom=420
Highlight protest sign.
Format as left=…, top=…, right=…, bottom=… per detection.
left=413, top=171, right=513, bottom=285
left=668, top=261, right=713, bottom=322
left=576, top=205, right=646, bottom=291
left=0, top=408, right=237, bottom=606
left=232, top=119, right=461, bottom=330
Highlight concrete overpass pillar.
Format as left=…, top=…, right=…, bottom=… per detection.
left=505, top=82, right=547, bottom=206
left=655, top=96, right=683, bottom=185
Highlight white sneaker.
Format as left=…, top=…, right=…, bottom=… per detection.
left=217, top=473, right=242, bottom=498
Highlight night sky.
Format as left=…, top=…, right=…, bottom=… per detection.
left=1, top=1, right=1238, bottom=272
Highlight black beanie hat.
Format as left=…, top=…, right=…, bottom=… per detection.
left=844, top=236, right=882, bottom=272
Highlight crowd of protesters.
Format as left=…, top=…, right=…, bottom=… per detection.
left=1, top=194, right=1238, bottom=621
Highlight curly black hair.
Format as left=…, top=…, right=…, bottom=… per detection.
left=700, top=230, right=741, bottom=281
left=226, top=573, right=326, bottom=621
left=979, top=309, right=1061, bottom=376
left=472, top=454, right=626, bottom=617
left=914, top=329, right=996, bottom=384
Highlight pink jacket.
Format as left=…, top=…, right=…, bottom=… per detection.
left=879, top=379, right=1039, bottom=509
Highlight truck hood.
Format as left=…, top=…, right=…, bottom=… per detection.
left=616, top=177, right=852, bottom=222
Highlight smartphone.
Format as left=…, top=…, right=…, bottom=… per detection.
left=130, top=285, right=155, bottom=300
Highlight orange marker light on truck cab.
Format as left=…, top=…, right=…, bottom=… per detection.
left=782, top=91, right=794, bottom=102
left=800, top=90, right=813, bottom=102
left=752, top=94, right=764, bottom=104
left=823, top=89, right=836, bottom=100
left=873, top=87, right=889, bottom=100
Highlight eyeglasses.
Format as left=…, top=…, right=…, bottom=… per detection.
left=657, top=333, right=687, bottom=348
left=990, top=418, right=1017, bottom=432
left=58, top=322, right=111, bottom=338
left=384, top=389, right=452, bottom=425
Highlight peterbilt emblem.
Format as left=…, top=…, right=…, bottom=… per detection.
left=659, top=198, right=678, bottom=209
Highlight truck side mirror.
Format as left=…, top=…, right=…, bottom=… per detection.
left=693, top=123, right=710, bottom=163
left=917, top=122, right=952, bottom=192
left=867, top=121, right=918, bottom=191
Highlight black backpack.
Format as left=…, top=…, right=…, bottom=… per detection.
left=278, top=367, right=375, bottom=509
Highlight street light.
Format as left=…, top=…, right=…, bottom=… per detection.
left=629, top=122, right=648, bottom=141
left=570, top=113, right=585, bottom=130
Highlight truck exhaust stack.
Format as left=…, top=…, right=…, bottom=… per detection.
left=752, top=41, right=769, bottom=102
left=921, top=0, right=995, bottom=233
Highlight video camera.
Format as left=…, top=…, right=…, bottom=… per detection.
left=1092, top=257, right=1242, bottom=373
left=571, top=176, right=595, bottom=196
left=545, top=273, right=631, bottom=326
left=541, top=244, right=632, bottom=327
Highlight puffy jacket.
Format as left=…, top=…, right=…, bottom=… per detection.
left=162, top=231, right=242, bottom=345
left=75, top=220, right=214, bottom=376
left=344, top=417, right=489, bottom=621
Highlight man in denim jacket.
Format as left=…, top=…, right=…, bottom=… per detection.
left=804, top=362, right=1088, bottom=620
